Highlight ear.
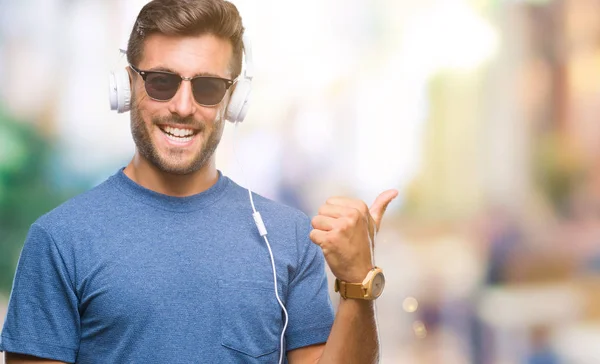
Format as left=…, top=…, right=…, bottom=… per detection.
left=126, top=66, right=135, bottom=83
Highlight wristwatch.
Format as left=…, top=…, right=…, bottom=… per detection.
left=334, top=267, right=385, bottom=300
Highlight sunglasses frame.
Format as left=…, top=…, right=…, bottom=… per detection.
left=129, top=64, right=235, bottom=106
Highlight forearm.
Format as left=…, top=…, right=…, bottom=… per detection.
left=5, top=352, right=67, bottom=364
left=318, top=299, right=378, bottom=364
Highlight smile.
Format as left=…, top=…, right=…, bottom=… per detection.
left=158, top=125, right=199, bottom=143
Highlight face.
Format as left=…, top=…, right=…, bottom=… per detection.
left=130, top=33, right=234, bottom=175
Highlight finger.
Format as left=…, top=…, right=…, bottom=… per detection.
left=369, top=189, right=399, bottom=231
left=326, top=197, right=369, bottom=216
left=311, top=215, right=337, bottom=232
left=309, top=229, right=329, bottom=248
left=318, top=204, right=353, bottom=219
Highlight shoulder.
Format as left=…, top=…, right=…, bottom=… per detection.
left=34, top=173, right=121, bottom=236
left=225, top=177, right=311, bottom=227
left=223, top=178, right=316, bottom=269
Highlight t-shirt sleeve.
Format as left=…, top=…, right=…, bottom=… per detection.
left=285, top=215, right=335, bottom=351
left=0, top=223, right=80, bottom=363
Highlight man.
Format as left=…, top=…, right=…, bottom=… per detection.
left=0, top=0, right=397, bottom=363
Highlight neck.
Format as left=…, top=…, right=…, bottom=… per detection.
left=123, top=153, right=218, bottom=197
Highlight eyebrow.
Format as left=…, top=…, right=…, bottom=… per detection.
left=146, top=66, right=224, bottom=78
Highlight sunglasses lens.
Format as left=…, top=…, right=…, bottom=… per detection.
left=144, top=73, right=180, bottom=100
left=192, top=78, right=228, bottom=106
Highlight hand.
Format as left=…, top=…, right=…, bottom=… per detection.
left=309, top=189, right=398, bottom=282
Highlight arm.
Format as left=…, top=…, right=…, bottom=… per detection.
left=5, top=352, right=67, bottom=364
left=316, top=299, right=378, bottom=363
left=289, top=190, right=398, bottom=364
left=287, top=300, right=378, bottom=364
left=0, top=224, right=80, bottom=363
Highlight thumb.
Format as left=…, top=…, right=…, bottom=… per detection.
left=369, top=189, right=399, bottom=231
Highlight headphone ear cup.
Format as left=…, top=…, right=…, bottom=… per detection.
left=108, top=68, right=131, bottom=113
left=226, top=79, right=252, bottom=123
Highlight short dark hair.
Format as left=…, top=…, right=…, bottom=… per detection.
left=127, top=0, right=245, bottom=78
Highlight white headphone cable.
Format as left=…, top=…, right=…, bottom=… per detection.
left=371, top=229, right=382, bottom=363
left=231, top=122, right=379, bottom=363
left=231, top=122, right=289, bottom=364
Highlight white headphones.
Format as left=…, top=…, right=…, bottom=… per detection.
left=108, top=34, right=254, bottom=123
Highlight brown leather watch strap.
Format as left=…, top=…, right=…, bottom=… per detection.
left=335, top=279, right=367, bottom=299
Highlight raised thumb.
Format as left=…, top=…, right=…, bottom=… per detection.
left=369, top=189, right=399, bottom=231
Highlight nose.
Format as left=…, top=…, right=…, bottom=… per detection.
left=168, top=80, right=197, bottom=118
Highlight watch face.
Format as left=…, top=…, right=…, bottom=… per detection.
left=372, top=272, right=385, bottom=298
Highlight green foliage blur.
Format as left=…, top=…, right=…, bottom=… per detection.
left=0, top=107, right=78, bottom=295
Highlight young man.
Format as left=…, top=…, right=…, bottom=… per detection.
left=0, top=0, right=397, bottom=363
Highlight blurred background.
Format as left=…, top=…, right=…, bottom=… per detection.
left=1, top=0, right=600, bottom=362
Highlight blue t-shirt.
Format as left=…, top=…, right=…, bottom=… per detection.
left=0, top=169, right=334, bottom=363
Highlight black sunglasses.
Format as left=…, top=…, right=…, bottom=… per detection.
left=129, top=64, right=235, bottom=106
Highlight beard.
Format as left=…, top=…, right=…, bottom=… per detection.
left=130, top=98, right=225, bottom=175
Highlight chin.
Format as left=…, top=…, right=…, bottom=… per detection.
left=155, top=161, right=203, bottom=175
left=153, top=151, right=212, bottom=175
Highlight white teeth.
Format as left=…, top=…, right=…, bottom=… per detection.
left=165, top=133, right=193, bottom=143
left=164, top=126, right=194, bottom=137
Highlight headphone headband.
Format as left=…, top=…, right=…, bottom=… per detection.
left=241, top=34, right=254, bottom=80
